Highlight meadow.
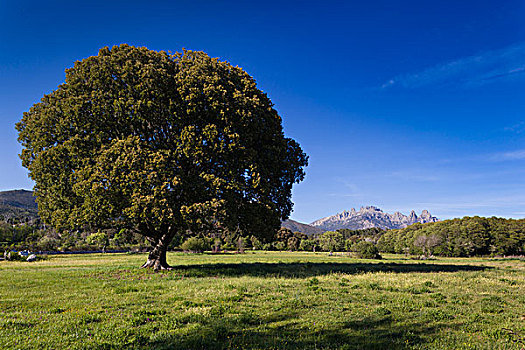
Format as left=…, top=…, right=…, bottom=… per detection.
left=0, top=251, right=524, bottom=349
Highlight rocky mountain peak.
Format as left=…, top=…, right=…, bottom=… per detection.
left=391, top=211, right=405, bottom=222
left=420, top=210, right=432, bottom=219
left=360, top=206, right=382, bottom=213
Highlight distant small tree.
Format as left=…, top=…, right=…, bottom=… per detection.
left=86, top=231, right=110, bottom=252
left=354, top=241, right=381, bottom=259
left=318, top=231, right=344, bottom=252
left=344, top=237, right=359, bottom=252
left=211, top=238, right=222, bottom=253
left=299, top=238, right=317, bottom=252
left=275, top=228, right=294, bottom=245
left=112, top=229, right=132, bottom=247
left=287, top=236, right=299, bottom=251
left=262, top=243, right=273, bottom=251
left=37, top=236, right=60, bottom=251
left=273, top=241, right=286, bottom=251
left=414, top=234, right=442, bottom=257
left=413, top=235, right=428, bottom=255
left=250, top=235, right=262, bottom=250
left=426, top=234, right=443, bottom=255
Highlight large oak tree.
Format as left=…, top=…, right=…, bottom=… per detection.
left=17, top=44, right=308, bottom=269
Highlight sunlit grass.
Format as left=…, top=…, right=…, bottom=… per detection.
left=1, top=252, right=524, bottom=349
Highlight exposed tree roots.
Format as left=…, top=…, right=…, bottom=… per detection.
left=141, top=258, right=173, bottom=271
left=141, top=237, right=172, bottom=271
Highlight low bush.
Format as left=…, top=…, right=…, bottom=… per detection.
left=354, top=241, right=382, bottom=259
left=181, top=237, right=209, bottom=253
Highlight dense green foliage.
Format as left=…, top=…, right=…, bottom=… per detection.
left=353, top=241, right=382, bottom=259
left=85, top=232, right=110, bottom=251
left=318, top=231, right=344, bottom=252
left=16, top=44, right=307, bottom=268
left=378, top=216, right=525, bottom=257
left=0, top=223, right=149, bottom=252
left=180, top=237, right=210, bottom=253
left=0, top=223, right=39, bottom=248
left=1, top=252, right=524, bottom=349
left=271, top=227, right=308, bottom=251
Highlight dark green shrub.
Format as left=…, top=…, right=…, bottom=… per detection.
left=262, top=243, right=273, bottom=251
left=318, top=231, right=344, bottom=252
left=344, top=239, right=356, bottom=252
left=273, top=241, right=286, bottom=251
left=36, top=236, right=60, bottom=251
left=354, top=241, right=382, bottom=259
left=249, top=236, right=262, bottom=250
left=86, top=232, right=109, bottom=251
left=299, top=239, right=316, bottom=251
left=181, top=237, right=209, bottom=253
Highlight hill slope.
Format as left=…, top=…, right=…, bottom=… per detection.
left=0, top=189, right=38, bottom=221
left=281, top=219, right=323, bottom=235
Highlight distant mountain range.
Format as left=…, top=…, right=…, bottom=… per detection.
left=284, top=206, right=439, bottom=234
left=0, top=189, right=38, bottom=221
left=311, top=206, right=439, bottom=231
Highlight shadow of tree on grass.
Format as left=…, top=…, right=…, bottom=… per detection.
left=170, top=261, right=491, bottom=278
left=83, top=260, right=487, bottom=349
left=139, top=311, right=441, bottom=350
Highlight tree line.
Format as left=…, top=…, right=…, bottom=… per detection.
left=377, top=216, right=525, bottom=257
left=2, top=216, right=524, bottom=258
left=0, top=220, right=382, bottom=259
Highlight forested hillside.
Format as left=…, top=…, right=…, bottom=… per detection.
left=378, top=216, right=525, bottom=257
left=281, top=219, right=323, bottom=235
left=0, top=190, right=38, bottom=223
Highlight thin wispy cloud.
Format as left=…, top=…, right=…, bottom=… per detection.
left=387, top=171, right=439, bottom=182
left=490, top=149, right=525, bottom=161
left=327, top=193, right=362, bottom=198
left=382, top=41, right=525, bottom=89
left=329, top=178, right=365, bottom=198
left=504, top=121, right=525, bottom=134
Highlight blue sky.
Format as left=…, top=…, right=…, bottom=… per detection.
left=1, top=0, right=524, bottom=223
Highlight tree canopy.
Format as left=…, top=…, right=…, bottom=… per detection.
left=16, top=44, right=308, bottom=269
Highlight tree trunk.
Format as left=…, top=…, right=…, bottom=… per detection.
left=141, top=234, right=172, bottom=271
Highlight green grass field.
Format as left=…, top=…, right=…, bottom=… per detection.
left=1, top=252, right=524, bottom=349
